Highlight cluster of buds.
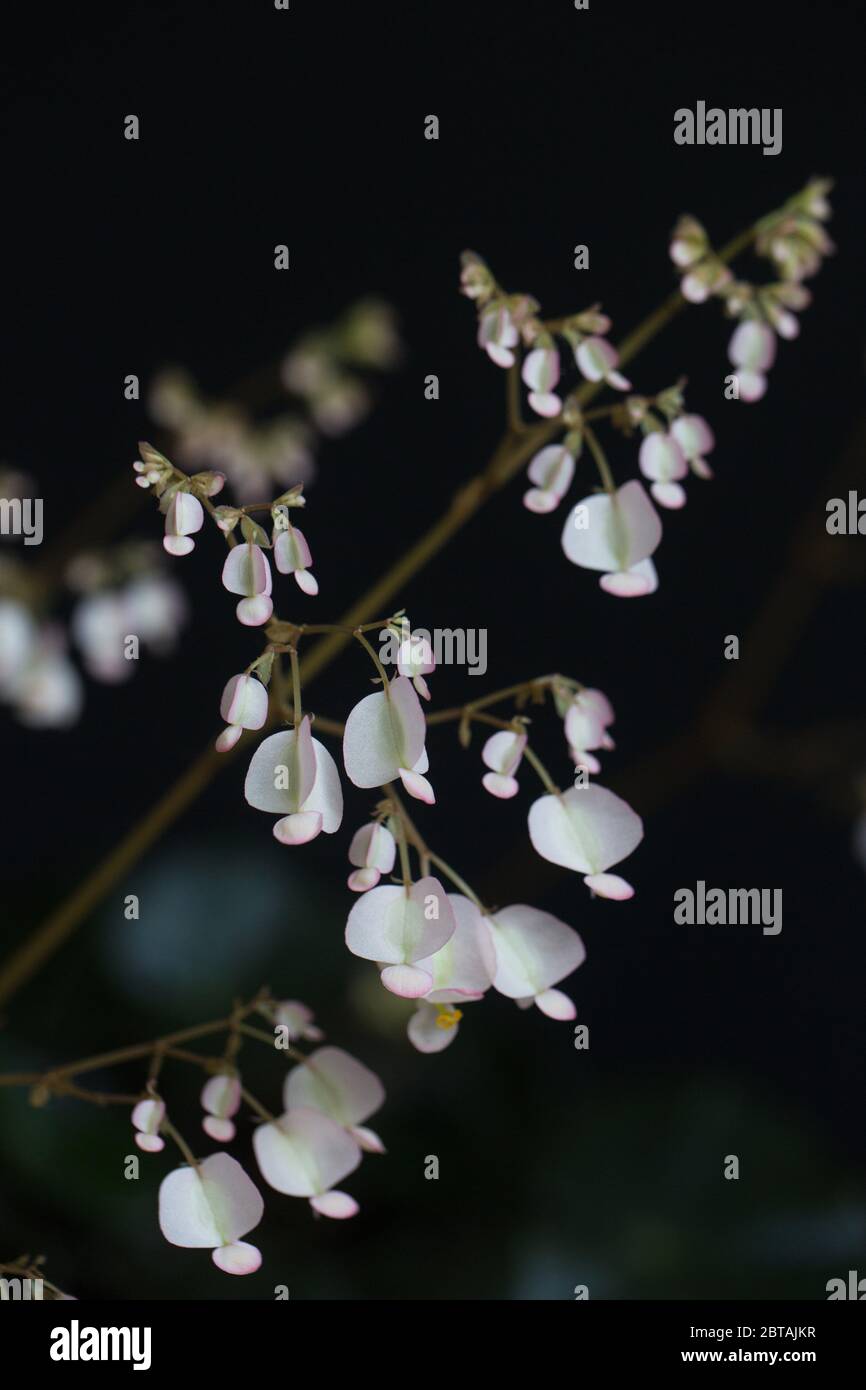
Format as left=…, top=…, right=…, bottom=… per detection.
left=281, top=298, right=402, bottom=437
left=462, top=251, right=631, bottom=421
left=128, top=999, right=385, bottom=1276
left=670, top=179, right=833, bottom=403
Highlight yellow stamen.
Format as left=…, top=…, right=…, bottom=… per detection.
left=435, top=1006, right=463, bottom=1030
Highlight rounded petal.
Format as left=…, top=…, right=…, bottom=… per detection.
left=638, top=433, right=687, bottom=483
left=348, top=822, right=396, bottom=873
left=222, top=544, right=271, bottom=597
left=583, top=871, right=635, bottom=900
left=348, top=866, right=381, bottom=892
left=599, top=558, right=658, bottom=597
left=201, top=1074, right=241, bottom=1119
left=283, top=1046, right=385, bottom=1127
left=245, top=723, right=316, bottom=814
left=408, top=1002, right=461, bottom=1053
left=252, top=1108, right=361, bottom=1197
left=163, top=535, right=195, bottom=557
left=132, top=1099, right=164, bottom=1135
left=650, top=481, right=687, bottom=509
left=343, top=677, right=426, bottom=788
left=414, top=893, right=495, bottom=997
left=528, top=785, right=643, bottom=875
left=220, top=674, right=269, bottom=730
left=135, top=1133, right=165, bottom=1153
left=310, top=1190, right=359, bottom=1219
left=487, top=904, right=586, bottom=999
left=301, top=737, right=344, bottom=833
left=398, top=766, right=435, bottom=803
left=203, top=1117, right=237, bottom=1143
left=671, top=414, right=715, bottom=460
left=380, top=963, right=434, bottom=997
left=212, top=1240, right=262, bottom=1275
left=159, top=1153, right=264, bottom=1249
left=274, top=810, right=323, bottom=844
left=236, top=595, right=273, bottom=626
left=345, top=877, right=455, bottom=965
left=534, top=987, right=576, bottom=1020
left=482, top=771, right=519, bottom=798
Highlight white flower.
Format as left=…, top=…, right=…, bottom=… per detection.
left=159, top=1152, right=264, bottom=1274
left=244, top=716, right=343, bottom=844
left=561, top=479, right=662, bottom=597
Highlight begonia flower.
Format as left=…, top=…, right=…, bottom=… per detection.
left=478, top=303, right=519, bottom=367
left=728, top=321, right=777, bottom=402
left=344, top=875, right=456, bottom=997
left=485, top=904, right=586, bottom=1019
left=343, top=674, right=434, bottom=803
left=216, top=673, right=269, bottom=752
left=162, top=490, right=204, bottom=558
left=561, top=479, right=662, bottom=597
left=200, top=1073, right=242, bottom=1143
left=574, top=336, right=631, bottom=391
left=132, top=1098, right=165, bottom=1153
left=521, top=345, right=562, bottom=418
left=638, top=431, right=689, bottom=510
left=481, top=729, right=527, bottom=799
left=245, top=715, right=343, bottom=844
left=528, top=784, right=643, bottom=899
left=670, top=414, right=716, bottom=479
left=272, top=999, right=324, bottom=1042
left=523, top=444, right=575, bottom=514
left=284, top=1046, right=386, bottom=1153
left=159, top=1152, right=264, bottom=1273
left=347, top=821, right=397, bottom=891
left=396, top=626, right=435, bottom=700
left=221, top=542, right=273, bottom=626
left=252, top=1106, right=361, bottom=1218
left=273, top=524, right=318, bottom=595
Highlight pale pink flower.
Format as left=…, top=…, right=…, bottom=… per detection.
left=253, top=1106, right=361, bottom=1218
left=528, top=784, right=643, bottom=899
left=273, top=524, right=318, bottom=596
left=574, top=337, right=631, bottom=392
left=163, top=491, right=204, bottom=557
left=481, top=729, right=527, bottom=799
left=523, top=444, right=575, bottom=514
left=221, top=542, right=273, bottom=626
left=407, top=894, right=495, bottom=1051
left=396, top=628, right=435, bottom=700
left=216, top=673, right=269, bottom=752
left=272, top=1000, right=324, bottom=1042
left=284, top=1046, right=386, bottom=1153
left=728, top=321, right=777, bottom=402
left=521, top=346, right=562, bottom=418
left=159, top=1152, right=264, bottom=1274
left=564, top=688, right=615, bottom=772
left=347, top=822, right=397, bottom=891
left=244, top=715, right=343, bottom=844
left=344, top=875, right=457, bottom=997
left=638, top=431, right=689, bottom=510
left=478, top=303, right=519, bottom=367
left=561, top=479, right=662, bottom=597
left=680, top=259, right=732, bottom=304
left=201, top=1074, right=242, bottom=1143
left=343, top=674, right=434, bottom=803
left=670, top=414, right=716, bottom=479
left=132, top=1098, right=165, bottom=1154
left=486, top=904, right=586, bottom=1019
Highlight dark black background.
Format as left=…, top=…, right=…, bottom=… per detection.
left=0, top=1, right=864, bottom=1300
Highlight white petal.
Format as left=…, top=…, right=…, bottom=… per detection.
left=528, top=785, right=643, bottom=874
left=283, top=1046, right=384, bottom=1127
left=252, top=1108, right=361, bottom=1197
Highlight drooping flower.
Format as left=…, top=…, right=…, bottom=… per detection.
left=670, top=414, right=716, bottom=479
left=485, top=904, right=586, bottom=1019
left=561, top=479, right=662, bottom=597
left=347, top=821, right=397, bottom=891
left=244, top=715, right=343, bottom=844
left=252, top=1106, right=362, bottom=1219
left=221, top=542, right=274, bottom=626
left=728, top=321, right=777, bottom=402
left=158, top=1152, right=264, bottom=1273
left=478, top=303, right=519, bottom=367
left=680, top=258, right=732, bottom=304
left=574, top=337, right=631, bottom=392
left=284, top=1046, right=386, bottom=1153
left=216, top=673, right=269, bottom=752
left=638, top=431, right=689, bottom=510
left=200, top=1073, right=242, bottom=1143
left=395, top=625, right=435, bottom=700
left=521, top=345, right=562, bottom=418
left=162, top=491, right=204, bottom=557
left=273, top=524, right=318, bottom=596
left=523, top=444, right=575, bottom=514
left=132, top=1098, right=165, bottom=1154
left=564, top=688, right=615, bottom=774
left=481, top=729, right=527, bottom=799
left=343, top=674, right=434, bottom=803
left=271, top=999, right=324, bottom=1043
left=528, top=784, right=643, bottom=899
left=344, top=875, right=456, bottom=997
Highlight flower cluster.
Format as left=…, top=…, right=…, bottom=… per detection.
left=463, top=178, right=832, bottom=597
left=670, top=178, right=833, bottom=402
left=125, top=996, right=386, bottom=1275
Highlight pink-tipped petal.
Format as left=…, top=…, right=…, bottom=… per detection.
left=535, top=987, right=577, bottom=1020
left=583, top=872, right=635, bottom=900
left=203, top=1116, right=237, bottom=1143
left=310, top=1190, right=359, bottom=1219
left=482, top=771, right=520, bottom=799
left=212, top=1241, right=262, bottom=1275
left=398, top=766, right=435, bottom=803
left=381, top=963, right=434, bottom=997
left=273, top=810, right=323, bottom=844
left=348, top=866, right=381, bottom=892
left=650, top=481, right=687, bottom=510
left=135, top=1133, right=165, bottom=1153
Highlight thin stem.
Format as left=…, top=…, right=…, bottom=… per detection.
left=522, top=743, right=561, bottom=796
left=289, top=646, right=303, bottom=725
left=354, top=630, right=390, bottom=686
left=583, top=424, right=615, bottom=494
left=162, top=1120, right=200, bottom=1172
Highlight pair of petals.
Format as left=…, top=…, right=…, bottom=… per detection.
left=132, top=1098, right=165, bottom=1154
left=284, top=1046, right=385, bottom=1153
left=222, top=543, right=274, bottom=626
left=523, top=444, right=575, bottom=514
left=163, top=492, right=204, bottom=557
left=216, top=673, right=269, bottom=752
left=728, top=322, right=777, bottom=402
left=562, top=480, right=662, bottom=597
left=521, top=347, right=562, bottom=418
left=159, top=1152, right=264, bottom=1274
left=201, top=1074, right=242, bottom=1143
left=253, top=1106, right=361, bottom=1219
left=575, top=337, right=631, bottom=392
left=347, top=821, right=397, bottom=891
left=407, top=894, right=498, bottom=1051
left=486, top=904, right=585, bottom=1018
left=345, top=876, right=456, bottom=996
left=343, top=675, right=434, bottom=804
left=245, top=715, right=343, bottom=843
left=274, top=526, right=318, bottom=596
left=528, top=784, right=643, bottom=899
left=481, top=729, right=527, bottom=799
left=638, top=432, right=689, bottom=510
